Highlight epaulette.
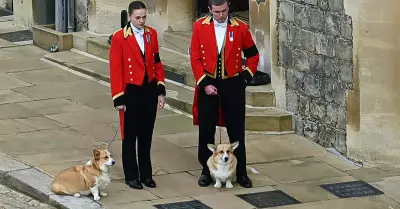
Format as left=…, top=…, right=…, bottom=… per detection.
left=196, top=15, right=208, bottom=22
left=144, top=25, right=152, bottom=33
left=112, top=28, right=123, bottom=36
left=230, top=17, right=244, bottom=27
left=235, top=17, right=247, bottom=25
left=199, top=15, right=212, bottom=25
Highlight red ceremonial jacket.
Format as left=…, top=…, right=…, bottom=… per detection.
left=190, top=15, right=260, bottom=126
left=109, top=23, right=166, bottom=140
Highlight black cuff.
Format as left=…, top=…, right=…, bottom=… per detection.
left=240, top=70, right=253, bottom=84
left=157, top=84, right=166, bottom=96
left=154, top=53, right=161, bottom=63
left=113, top=95, right=125, bottom=107
left=198, top=76, right=212, bottom=89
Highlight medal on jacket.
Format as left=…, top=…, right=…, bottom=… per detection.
left=229, top=31, right=234, bottom=42
left=146, top=34, right=150, bottom=43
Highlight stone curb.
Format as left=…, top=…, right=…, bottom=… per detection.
left=0, top=153, right=106, bottom=209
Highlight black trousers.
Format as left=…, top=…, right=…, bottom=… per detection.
left=122, top=79, right=158, bottom=181
left=197, top=76, right=247, bottom=177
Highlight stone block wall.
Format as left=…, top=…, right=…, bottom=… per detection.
left=76, top=0, right=89, bottom=31
left=276, top=0, right=353, bottom=154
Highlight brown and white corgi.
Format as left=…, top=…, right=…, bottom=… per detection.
left=207, top=141, right=259, bottom=188
left=51, top=148, right=115, bottom=201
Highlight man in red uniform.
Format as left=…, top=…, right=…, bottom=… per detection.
left=190, top=0, right=259, bottom=188
left=109, top=1, right=166, bottom=190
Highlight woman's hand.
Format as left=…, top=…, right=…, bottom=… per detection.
left=115, top=105, right=126, bottom=112
left=158, top=95, right=165, bottom=109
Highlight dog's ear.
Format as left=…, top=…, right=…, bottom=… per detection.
left=207, top=144, right=216, bottom=153
left=93, top=149, right=101, bottom=160
left=231, top=141, right=239, bottom=150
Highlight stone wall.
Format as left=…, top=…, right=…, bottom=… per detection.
left=13, top=0, right=34, bottom=29
left=76, top=0, right=89, bottom=31
left=277, top=0, right=353, bottom=154
left=249, top=0, right=271, bottom=74
left=86, top=0, right=169, bottom=43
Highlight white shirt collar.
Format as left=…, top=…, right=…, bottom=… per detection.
left=213, top=17, right=228, bottom=27
left=130, top=23, right=144, bottom=35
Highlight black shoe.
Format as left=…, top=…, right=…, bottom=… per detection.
left=125, top=180, right=143, bottom=190
left=198, top=175, right=212, bottom=187
left=141, top=177, right=156, bottom=188
left=237, top=175, right=252, bottom=188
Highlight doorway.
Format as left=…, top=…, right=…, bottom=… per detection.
left=197, top=0, right=249, bottom=22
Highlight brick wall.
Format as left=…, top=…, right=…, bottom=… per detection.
left=277, top=0, right=353, bottom=154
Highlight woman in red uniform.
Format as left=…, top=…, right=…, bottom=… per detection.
left=109, top=1, right=166, bottom=190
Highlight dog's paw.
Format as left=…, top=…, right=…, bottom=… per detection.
left=100, top=192, right=108, bottom=197
left=74, top=193, right=81, bottom=198
left=214, top=182, right=222, bottom=188
left=226, top=182, right=233, bottom=188
left=93, top=195, right=101, bottom=201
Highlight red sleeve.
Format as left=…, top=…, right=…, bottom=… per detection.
left=109, top=31, right=125, bottom=107
left=190, top=22, right=210, bottom=89
left=152, top=30, right=166, bottom=96
left=240, top=24, right=260, bottom=83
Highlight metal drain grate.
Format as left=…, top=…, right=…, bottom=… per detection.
left=0, top=30, right=32, bottom=42
left=237, top=190, right=301, bottom=208
left=0, top=8, right=12, bottom=17
left=320, top=180, right=384, bottom=198
left=154, top=200, right=212, bottom=209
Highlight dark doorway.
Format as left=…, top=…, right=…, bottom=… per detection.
left=229, top=0, right=249, bottom=13
left=197, top=0, right=249, bottom=22
left=33, top=0, right=55, bottom=25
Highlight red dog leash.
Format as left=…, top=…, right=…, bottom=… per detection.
left=217, top=95, right=223, bottom=145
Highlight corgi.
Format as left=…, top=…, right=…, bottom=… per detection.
left=207, top=141, right=259, bottom=188
left=51, top=148, right=115, bottom=201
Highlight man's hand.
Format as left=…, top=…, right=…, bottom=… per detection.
left=115, top=105, right=126, bottom=112
left=158, top=95, right=165, bottom=109
left=204, top=85, right=218, bottom=95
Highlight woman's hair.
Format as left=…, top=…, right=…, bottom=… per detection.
left=128, top=1, right=147, bottom=15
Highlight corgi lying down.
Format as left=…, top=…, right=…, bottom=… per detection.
left=207, top=141, right=259, bottom=188
left=51, top=148, right=115, bottom=201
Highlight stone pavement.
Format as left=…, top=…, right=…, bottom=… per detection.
left=0, top=41, right=400, bottom=208
left=0, top=183, right=55, bottom=209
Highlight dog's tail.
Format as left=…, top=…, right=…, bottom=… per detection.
left=51, top=182, right=72, bottom=195
left=246, top=166, right=260, bottom=174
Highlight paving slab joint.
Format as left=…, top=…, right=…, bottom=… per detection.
left=0, top=152, right=106, bottom=209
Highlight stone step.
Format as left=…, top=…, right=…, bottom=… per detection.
left=72, top=31, right=104, bottom=52
left=165, top=82, right=293, bottom=132
left=43, top=50, right=293, bottom=132
left=162, top=31, right=192, bottom=55
left=159, top=49, right=275, bottom=107
left=78, top=35, right=275, bottom=107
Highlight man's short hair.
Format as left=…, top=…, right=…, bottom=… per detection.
left=128, top=1, right=147, bottom=15
left=208, top=0, right=229, bottom=7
